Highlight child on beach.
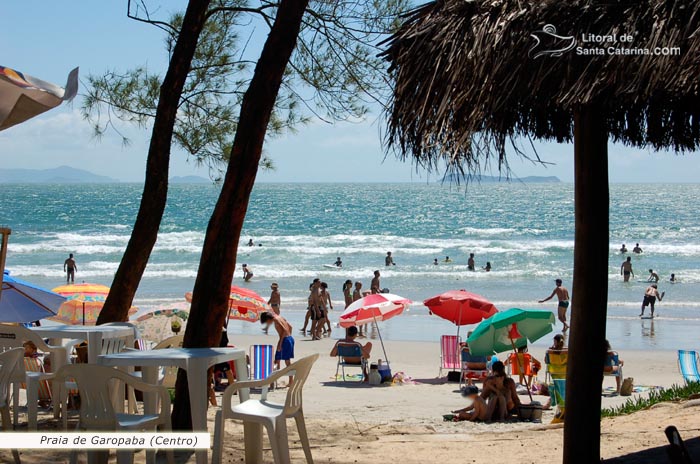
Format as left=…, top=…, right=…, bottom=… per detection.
left=451, top=386, right=489, bottom=421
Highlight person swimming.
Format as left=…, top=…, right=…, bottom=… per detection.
left=443, top=256, right=452, bottom=263
left=333, top=257, right=343, bottom=267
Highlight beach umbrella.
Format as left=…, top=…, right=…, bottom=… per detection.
left=338, top=293, right=412, bottom=363
left=467, top=308, right=555, bottom=357
left=468, top=308, right=555, bottom=401
left=0, top=270, right=64, bottom=323
left=186, top=285, right=270, bottom=322
left=382, top=2, right=699, bottom=460
left=51, top=283, right=137, bottom=325
left=0, top=65, right=78, bottom=131
left=133, top=305, right=190, bottom=342
left=424, top=290, right=498, bottom=339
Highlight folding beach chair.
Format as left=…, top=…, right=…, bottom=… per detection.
left=250, top=345, right=275, bottom=390
left=460, top=349, right=489, bottom=388
left=439, top=335, right=461, bottom=378
left=678, top=350, right=700, bottom=384
left=335, top=343, right=367, bottom=381
left=545, top=350, right=568, bottom=382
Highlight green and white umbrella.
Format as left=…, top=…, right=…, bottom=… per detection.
left=467, top=308, right=555, bottom=356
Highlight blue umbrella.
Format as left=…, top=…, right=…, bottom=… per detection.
left=0, top=271, right=64, bottom=323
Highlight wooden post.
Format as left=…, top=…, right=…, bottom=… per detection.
left=0, top=228, right=11, bottom=301
left=563, top=106, right=609, bottom=463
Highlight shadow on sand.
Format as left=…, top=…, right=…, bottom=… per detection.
left=605, top=435, right=700, bottom=463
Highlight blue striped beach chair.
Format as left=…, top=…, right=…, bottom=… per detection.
left=677, top=350, right=700, bottom=383
left=249, top=345, right=275, bottom=385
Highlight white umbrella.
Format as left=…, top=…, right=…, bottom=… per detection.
left=0, top=65, right=78, bottom=131
left=338, top=293, right=412, bottom=364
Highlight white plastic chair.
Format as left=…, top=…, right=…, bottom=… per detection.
left=0, top=325, right=68, bottom=429
left=212, top=354, right=319, bottom=464
left=0, top=348, right=24, bottom=464
left=54, top=364, right=174, bottom=464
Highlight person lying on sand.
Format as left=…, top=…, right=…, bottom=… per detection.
left=451, top=386, right=489, bottom=421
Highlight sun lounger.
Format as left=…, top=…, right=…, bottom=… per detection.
left=678, top=350, right=700, bottom=384
left=439, top=335, right=461, bottom=378
left=335, top=342, right=367, bottom=381
left=460, top=349, right=489, bottom=388
left=545, top=350, right=568, bottom=382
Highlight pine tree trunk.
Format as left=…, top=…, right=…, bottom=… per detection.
left=96, top=0, right=212, bottom=324
left=172, top=0, right=310, bottom=430
left=563, top=105, right=609, bottom=463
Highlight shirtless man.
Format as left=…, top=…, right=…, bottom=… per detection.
left=621, top=257, right=634, bottom=282
left=371, top=271, right=381, bottom=294
left=633, top=243, right=643, bottom=254
left=467, top=253, right=475, bottom=271
left=330, top=326, right=372, bottom=379
left=268, top=283, right=281, bottom=315
left=242, top=264, right=253, bottom=282
left=539, top=279, right=571, bottom=331
left=260, top=311, right=294, bottom=384
left=385, top=252, right=395, bottom=266
left=320, top=282, right=333, bottom=335
left=620, top=244, right=628, bottom=253
left=647, top=269, right=660, bottom=283
left=640, top=284, right=664, bottom=318
left=64, top=253, right=77, bottom=284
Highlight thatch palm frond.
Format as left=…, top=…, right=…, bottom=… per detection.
left=381, top=0, right=700, bottom=175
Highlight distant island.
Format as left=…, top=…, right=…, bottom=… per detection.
left=169, top=175, right=211, bottom=184
left=0, top=166, right=119, bottom=184
left=442, top=174, right=561, bottom=183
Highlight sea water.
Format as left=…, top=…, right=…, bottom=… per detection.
left=1, top=183, right=698, bottom=350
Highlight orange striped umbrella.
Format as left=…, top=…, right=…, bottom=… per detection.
left=51, top=283, right=137, bottom=325
left=185, top=286, right=270, bottom=322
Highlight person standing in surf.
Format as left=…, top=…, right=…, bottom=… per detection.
left=63, top=253, right=77, bottom=284
left=371, top=270, right=381, bottom=294
left=468, top=253, right=476, bottom=271
left=621, top=257, right=634, bottom=282
left=640, top=284, right=664, bottom=318
left=539, top=279, right=571, bottom=331
left=385, top=252, right=395, bottom=266
left=242, top=264, right=253, bottom=282
left=647, top=269, right=660, bottom=283
left=352, top=281, right=365, bottom=337
left=343, top=280, right=353, bottom=308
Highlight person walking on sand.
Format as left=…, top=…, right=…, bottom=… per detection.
left=371, top=270, right=381, bottom=294
left=640, top=284, right=664, bottom=318
left=468, top=253, right=475, bottom=271
left=260, top=311, right=295, bottom=384
left=353, top=281, right=366, bottom=336
left=309, top=279, right=323, bottom=340
left=633, top=243, right=643, bottom=254
left=242, top=264, right=253, bottom=282
left=647, top=269, right=659, bottom=283
left=539, top=279, right=571, bottom=331
left=621, top=257, right=634, bottom=282
left=320, top=282, right=333, bottom=335
left=343, top=280, right=353, bottom=308
left=385, top=251, right=395, bottom=266
left=64, top=254, right=77, bottom=284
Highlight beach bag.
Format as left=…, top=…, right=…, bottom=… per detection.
left=620, top=377, right=634, bottom=396
left=447, top=371, right=461, bottom=382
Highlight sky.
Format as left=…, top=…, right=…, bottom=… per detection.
left=1, top=1, right=698, bottom=183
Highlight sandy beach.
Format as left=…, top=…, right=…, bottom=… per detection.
left=15, top=334, right=696, bottom=463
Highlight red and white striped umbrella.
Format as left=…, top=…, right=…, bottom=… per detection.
left=338, top=293, right=412, bottom=328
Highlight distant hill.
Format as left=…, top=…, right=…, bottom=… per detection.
left=0, top=166, right=119, bottom=184
left=443, top=174, right=561, bottom=183
left=169, top=175, right=211, bottom=184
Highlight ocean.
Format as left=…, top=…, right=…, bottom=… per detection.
left=1, top=182, right=698, bottom=350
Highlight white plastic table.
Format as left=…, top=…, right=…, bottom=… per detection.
left=98, top=347, right=252, bottom=464
left=30, top=325, right=135, bottom=364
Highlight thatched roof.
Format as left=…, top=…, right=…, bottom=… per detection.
left=381, top=0, right=700, bottom=174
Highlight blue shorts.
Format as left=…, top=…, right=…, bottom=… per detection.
left=275, top=336, right=295, bottom=361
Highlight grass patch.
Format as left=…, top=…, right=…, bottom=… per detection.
left=601, top=382, right=700, bottom=418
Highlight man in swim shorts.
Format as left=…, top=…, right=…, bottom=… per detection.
left=539, top=279, right=571, bottom=331
left=64, top=253, right=77, bottom=284
left=261, top=311, right=295, bottom=385
left=621, top=257, right=634, bottom=282
left=640, top=284, right=664, bottom=318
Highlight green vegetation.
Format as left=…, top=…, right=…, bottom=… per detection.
left=601, top=382, right=700, bottom=418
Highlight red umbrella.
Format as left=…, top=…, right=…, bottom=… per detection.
left=423, top=290, right=497, bottom=339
